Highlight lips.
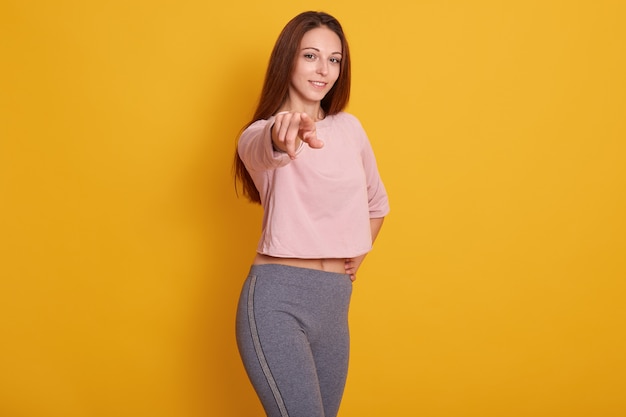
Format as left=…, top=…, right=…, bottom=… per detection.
left=310, top=81, right=327, bottom=88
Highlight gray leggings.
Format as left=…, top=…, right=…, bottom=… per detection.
left=236, top=264, right=353, bottom=417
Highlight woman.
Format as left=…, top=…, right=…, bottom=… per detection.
left=234, top=11, right=389, bottom=417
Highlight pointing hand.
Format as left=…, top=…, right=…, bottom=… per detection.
left=272, top=112, right=324, bottom=159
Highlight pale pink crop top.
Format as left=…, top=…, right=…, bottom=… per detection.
left=238, top=112, right=390, bottom=259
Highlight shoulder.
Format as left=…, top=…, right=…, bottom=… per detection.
left=330, top=111, right=361, bottom=125
left=245, top=117, right=273, bottom=131
left=239, top=116, right=275, bottom=141
left=324, top=112, right=367, bottom=133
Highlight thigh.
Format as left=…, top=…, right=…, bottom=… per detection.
left=236, top=272, right=326, bottom=417
left=310, top=298, right=351, bottom=417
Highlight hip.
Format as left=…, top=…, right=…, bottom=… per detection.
left=253, top=253, right=347, bottom=274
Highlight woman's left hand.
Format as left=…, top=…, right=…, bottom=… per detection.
left=344, top=256, right=365, bottom=282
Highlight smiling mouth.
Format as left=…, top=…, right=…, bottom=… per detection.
left=310, top=81, right=327, bottom=88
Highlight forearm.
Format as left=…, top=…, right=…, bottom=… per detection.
left=345, top=217, right=385, bottom=281
left=239, top=118, right=292, bottom=171
left=355, top=217, right=385, bottom=264
left=369, top=216, right=384, bottom=245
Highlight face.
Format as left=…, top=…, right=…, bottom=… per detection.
left=288, top=26, right=343, bottom=108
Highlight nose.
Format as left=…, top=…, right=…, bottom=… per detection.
left=316, top=60, right=329, bottom=76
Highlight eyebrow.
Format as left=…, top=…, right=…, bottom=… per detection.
left=301, top=47, right=342, bottom=55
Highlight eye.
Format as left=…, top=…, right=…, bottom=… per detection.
left=330, top=57, right=342, bottom=64
left=304, top=53, right=316, bottom=61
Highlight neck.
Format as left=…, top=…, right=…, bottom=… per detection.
left=279, top=98, right=325, bottom=121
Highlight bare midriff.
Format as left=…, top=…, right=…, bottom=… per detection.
left=253, top=253, right=346, bottom=274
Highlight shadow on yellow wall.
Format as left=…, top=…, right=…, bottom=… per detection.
left=1, top=1, right=625, bottom=417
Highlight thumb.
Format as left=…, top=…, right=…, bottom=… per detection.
left=302, top=130, right=324, bottom=149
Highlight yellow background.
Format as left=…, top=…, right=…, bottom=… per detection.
left=1, top=0, right=625, bottom=416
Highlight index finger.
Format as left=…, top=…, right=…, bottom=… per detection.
left=299, top=112, right=316, bottom=134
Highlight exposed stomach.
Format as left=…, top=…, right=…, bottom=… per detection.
left=253, top=253, right=346, bottom=274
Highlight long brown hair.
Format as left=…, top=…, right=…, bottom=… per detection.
left=234, top=11, right=352, bottom=203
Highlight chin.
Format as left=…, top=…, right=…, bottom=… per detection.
left=308, top=91, right=329, bottom=101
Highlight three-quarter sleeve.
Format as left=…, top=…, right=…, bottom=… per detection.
left=363, top=143, right=390, bottom=217
left=353, top=120, right=390, bottom=218
left=238, top=117, right=294, bottom=172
